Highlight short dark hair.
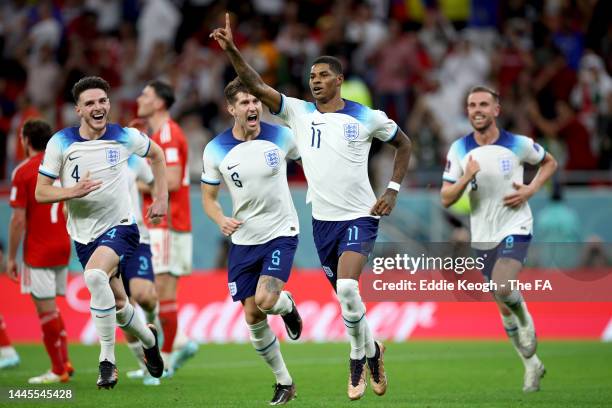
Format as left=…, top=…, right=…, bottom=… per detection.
left=224, top=77, right=251, bottom=104
left=22, top=119, right=53, bottom=151
left=147, top=80, right=175, bottom=110
left=312, top=55, right=343, bottom=75
left=467, top=85, right=500, bottom=103
left=72, top=76, right=110, bottom=103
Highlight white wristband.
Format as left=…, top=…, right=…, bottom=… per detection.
left=387, top=181, right=401, bottom=192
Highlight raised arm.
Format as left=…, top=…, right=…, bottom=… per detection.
left=201, top=183, right=242, bottom=236
left=210, top=13, right=282, bottom=113
left=370, top=129, right=412, bottom=216
left=144, top=140, right=168, bottom=223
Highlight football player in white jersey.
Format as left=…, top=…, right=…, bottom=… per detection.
left=201, top=78, right=302, bottom=405
left=212, top=14, right=412, bottom=400
left=122, top=155, right=164, bottom=386
left=441, top=86, right=558, bottom=392
left=35, top=76, right=167, bottom=389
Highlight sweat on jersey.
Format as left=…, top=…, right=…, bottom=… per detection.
left=38, top=124, right=150, bottom=244
left=127, top=155, right=154, bottom=245
left=443, top=130, right=546, bottom=249
left=272, top=95, right=398, bottom=221
left=201, top=122, right=300, bottom=246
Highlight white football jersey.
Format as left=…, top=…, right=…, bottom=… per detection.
left=272, top=95, right=398, bottom=221
left=201, top=122, right=300, bottom=245
left=443, top=130, right=546, bottom=249
left=39, top=124, right=151, bottom=244
left=127, top=155, right=154, bottom=244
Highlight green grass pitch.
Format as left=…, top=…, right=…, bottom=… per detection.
left=1, top=341, right=611, bottom=407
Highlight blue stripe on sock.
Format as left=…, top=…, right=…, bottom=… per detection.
left=343, top=312, right=365, bottom=327
left=255, top=337, right=277, bottom=354
left=118, top=307, right=135, bottom=328
left=90, top=306, right=116, bottom=313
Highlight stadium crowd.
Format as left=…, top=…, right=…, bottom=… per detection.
left=0, top=0, right=610, bottom=186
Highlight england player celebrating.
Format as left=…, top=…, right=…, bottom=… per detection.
left=212, top=15, right=412, bottom=400
left=441, top=86, right=558, bottom=392
left=35, top=76, right=166, bottom=389
left=201, top=78, right=303, bottom=405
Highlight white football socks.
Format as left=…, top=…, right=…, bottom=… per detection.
left=127, top=341, right=147, bottom=371
left=248, top=319, right=292, bottom=386
left=337, top=279, right=367, bottom=360
left=84, top=268, right=116, bottom=363
left=501, top=313, right=540, bottom=369
left=116, top=302, right=155, bottom=349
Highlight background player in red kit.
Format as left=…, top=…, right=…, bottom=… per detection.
left=137, top=80, right=197, bottom=374
left=7, top=119, right=73, bottom=384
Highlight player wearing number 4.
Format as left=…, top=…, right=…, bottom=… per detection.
left=211, top=14, right=412, bottom=401
left=35, top=76, right=166, bottom=389
left=7, top=119, right=73, bottom=384
left=441, top=86, right=558, bottom=392
left=202, top=78, right=303, bottom=405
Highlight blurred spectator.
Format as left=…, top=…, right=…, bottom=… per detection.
left=534, top=182, right=582, bottom=268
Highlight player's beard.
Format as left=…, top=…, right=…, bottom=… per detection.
left=471, top=116, right=493, bottom=132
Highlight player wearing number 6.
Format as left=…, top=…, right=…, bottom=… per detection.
left=211, top=14, right=412, bottom=401
left=202, top=78, right=303, bottom=405
left=7, top=119, right=73, bottom=384
left=35, top=76, right=167, bottom=389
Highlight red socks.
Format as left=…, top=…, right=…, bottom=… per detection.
left=0, top=315, right=12, bottom=347
left=39, top=311, right=65, bottom=375
left=159, top=300, right=178, bottom=353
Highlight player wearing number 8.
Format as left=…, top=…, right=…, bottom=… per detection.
left=7, top=119, right=73, bottom=384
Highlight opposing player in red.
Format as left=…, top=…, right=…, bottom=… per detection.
left=136, top=80, right=197, bottom=375
left=7, top=119, right=73, bottom=383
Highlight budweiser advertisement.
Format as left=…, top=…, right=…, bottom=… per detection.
left=1, top=271, right=611, bottom=343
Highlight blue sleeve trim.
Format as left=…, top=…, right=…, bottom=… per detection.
left=535, top=148, right=546, bottom=165
left=140, top=138, right=151, bottom=157
left=443, top=176, right=457, bottom=184
left=270, top=93, right=284, bottom=116
left=385, top=125, right=399, bottom=143
left=38, top=169, right=58, bottom=179
left=201, top=178, right=221, bottom=185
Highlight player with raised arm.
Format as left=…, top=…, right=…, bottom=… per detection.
left=7, top=119, right=73, bottom=384
left=440, top=86, right=558, bottom=392
left=202, top=78, right=302, bottom=405
left=211, top=14, right=412, bottom=400
left=121, top=154, right=164, bottom=386
left=137, top=80, right=198, bottom=375
left=35, top=76, right=166, bottom=389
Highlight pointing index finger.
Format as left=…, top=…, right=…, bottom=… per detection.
left=225, top=12, right=230, bottom=30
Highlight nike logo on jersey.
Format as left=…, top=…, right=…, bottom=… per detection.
left=311, top=121, right=325, bottom=126
left=68, top=155, right=81, bottom=161
left=227, top=163, right=239, bottom=170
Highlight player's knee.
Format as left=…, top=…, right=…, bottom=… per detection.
left=131, top=291, right=156, bottom=311
left=255, top=292, right=279, bottom=313
left=83, top=269, right=108, bottom=291
left=336, top=279, right=364, bottom=320
left=244, top=306, right=266, bottom=325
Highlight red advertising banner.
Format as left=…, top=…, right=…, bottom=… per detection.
left=1, top=271, right=611, bottom=342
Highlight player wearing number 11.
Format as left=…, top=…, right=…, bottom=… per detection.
left=211, top=13, right=412, bottom=401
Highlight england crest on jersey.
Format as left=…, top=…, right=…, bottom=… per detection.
left=499, top=156, right=512, bottom=177
left=343, top=123, right=359, bottom=141
left=106, top=148, right=120, bottom=166
left=264, top=148, right=280, bottom=168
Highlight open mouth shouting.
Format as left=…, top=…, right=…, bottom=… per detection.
left=246, top=113, right=258, bottom=126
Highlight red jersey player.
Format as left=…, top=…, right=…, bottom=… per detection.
left=7, top=119, right=73, bottom=383
left=136, top=80, right=197, bottom=375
